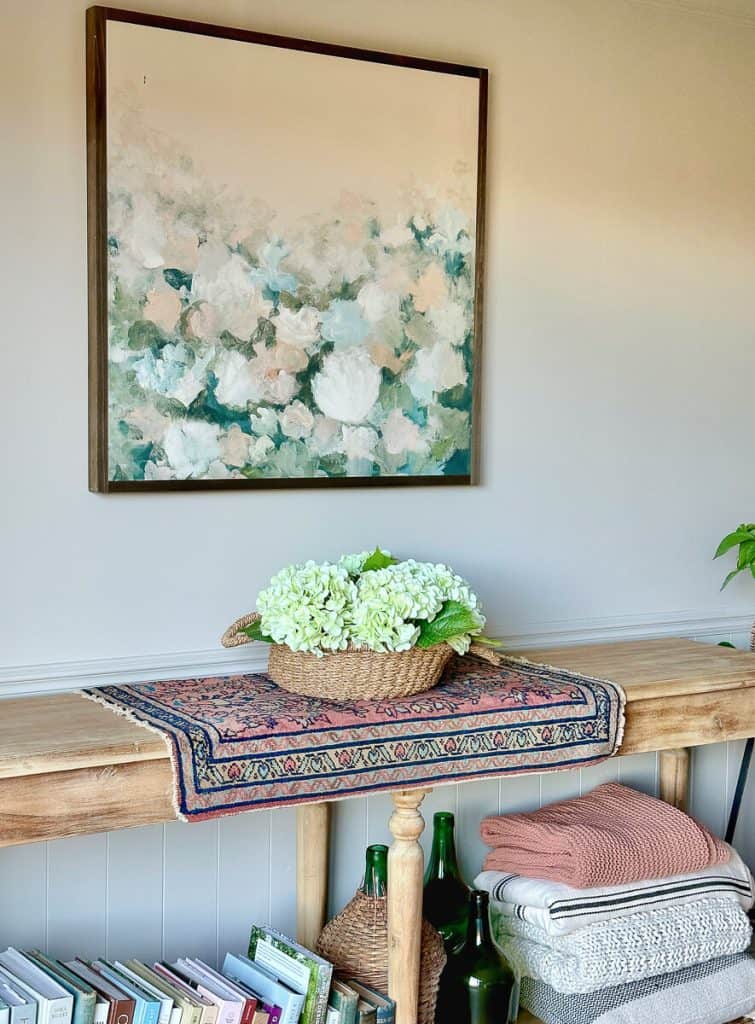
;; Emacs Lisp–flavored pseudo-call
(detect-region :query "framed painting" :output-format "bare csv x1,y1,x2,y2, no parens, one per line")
87,7,487,491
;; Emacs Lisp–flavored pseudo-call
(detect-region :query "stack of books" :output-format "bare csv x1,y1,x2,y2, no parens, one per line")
0,928,394,1024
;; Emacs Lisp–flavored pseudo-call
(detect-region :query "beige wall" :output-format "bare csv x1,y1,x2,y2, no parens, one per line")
1,0,754,667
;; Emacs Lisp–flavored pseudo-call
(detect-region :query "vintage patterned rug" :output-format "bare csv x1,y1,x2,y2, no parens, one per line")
83,654,625,821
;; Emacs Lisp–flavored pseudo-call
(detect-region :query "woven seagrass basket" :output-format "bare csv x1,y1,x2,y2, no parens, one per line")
316,889,446,1024
220,612,454,700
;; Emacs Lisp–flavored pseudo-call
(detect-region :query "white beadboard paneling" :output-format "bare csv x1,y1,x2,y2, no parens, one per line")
617,751,659,795
268,808,297,939
539,769,583,808
0,842,47,949
46,834,108,960
690,743,729,838
106,824,164,963
162,819,218,963
217,810,271,962
456,778,501,882
579,756,621,795
328,798,367,915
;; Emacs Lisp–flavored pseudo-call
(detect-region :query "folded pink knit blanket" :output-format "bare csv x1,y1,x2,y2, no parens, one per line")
481,783,729,887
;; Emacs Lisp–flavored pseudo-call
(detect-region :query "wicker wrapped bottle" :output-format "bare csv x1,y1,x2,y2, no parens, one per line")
317,844,446,1024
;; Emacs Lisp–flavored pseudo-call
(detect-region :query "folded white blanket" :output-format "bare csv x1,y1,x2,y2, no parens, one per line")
475,844,754,936
492,894,753,993
521,952,755,1024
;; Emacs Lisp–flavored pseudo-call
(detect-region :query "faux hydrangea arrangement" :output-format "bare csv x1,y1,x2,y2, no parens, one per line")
242,548,487,657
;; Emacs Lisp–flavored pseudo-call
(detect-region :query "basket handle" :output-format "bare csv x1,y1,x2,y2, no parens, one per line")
467,641,505,665
220,611,262,648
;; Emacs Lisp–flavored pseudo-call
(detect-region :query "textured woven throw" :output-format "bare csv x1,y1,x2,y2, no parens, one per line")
492,894,753,993
83,654,624,821
520,952,755,1024
475,845,754,935
481,782,728,886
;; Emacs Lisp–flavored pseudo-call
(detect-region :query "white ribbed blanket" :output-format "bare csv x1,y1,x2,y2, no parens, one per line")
492,894,753,993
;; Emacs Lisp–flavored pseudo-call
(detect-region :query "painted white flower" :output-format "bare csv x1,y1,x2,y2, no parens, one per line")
133,343,210,409
341,425,378,462
279,400,314,439
191,245,273,339
162,421,221,479
405,343,466,403
428,204,473,257
428,300,468,347
250,406,279,435
143,461,174,481
381,409,427,456
312,348,381,424
248,435,275,465
357,282,398,324
213,350,261,409
272,306,320,349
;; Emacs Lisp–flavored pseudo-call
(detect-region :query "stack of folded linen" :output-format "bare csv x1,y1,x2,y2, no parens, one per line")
475,783,755,1024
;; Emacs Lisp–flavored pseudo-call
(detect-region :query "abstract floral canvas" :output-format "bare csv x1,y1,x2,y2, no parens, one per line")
87,9,487,490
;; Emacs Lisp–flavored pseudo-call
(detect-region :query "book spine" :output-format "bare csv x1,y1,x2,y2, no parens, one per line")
312,967,332,1024
92,1006,108,1024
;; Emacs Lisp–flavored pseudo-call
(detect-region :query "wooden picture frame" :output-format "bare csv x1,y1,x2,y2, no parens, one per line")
87,7,487,492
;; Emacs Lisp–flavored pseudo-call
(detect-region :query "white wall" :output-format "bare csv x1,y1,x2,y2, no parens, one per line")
1,0,754,958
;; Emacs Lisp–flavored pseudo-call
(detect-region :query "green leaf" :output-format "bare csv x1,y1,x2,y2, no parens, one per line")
416,600,482,649
240,619,274,643
737,540,755,569
721,567,744,590
714,530,753,558
361,547,399,572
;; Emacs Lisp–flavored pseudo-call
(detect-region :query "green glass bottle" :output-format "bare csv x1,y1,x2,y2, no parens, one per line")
423,811,470,954
362,843,388,897
442,890,519,1024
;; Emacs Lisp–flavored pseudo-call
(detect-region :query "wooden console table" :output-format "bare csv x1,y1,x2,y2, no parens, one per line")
1,639,754,1024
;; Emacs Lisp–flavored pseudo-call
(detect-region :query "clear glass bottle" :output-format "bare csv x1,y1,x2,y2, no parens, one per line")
423,811,470,954
441,890,519,1024
362,843,388,897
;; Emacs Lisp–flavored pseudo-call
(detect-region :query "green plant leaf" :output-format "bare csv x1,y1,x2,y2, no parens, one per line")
416,600,482,648
737,539,755,569
714,530,754,558
721,567,744,590
361,547,399,572
240,619,274,643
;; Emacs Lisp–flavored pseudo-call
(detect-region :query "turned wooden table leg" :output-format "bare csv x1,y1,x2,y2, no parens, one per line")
388,788,430,1024
296,802,331,949
659,748,691,811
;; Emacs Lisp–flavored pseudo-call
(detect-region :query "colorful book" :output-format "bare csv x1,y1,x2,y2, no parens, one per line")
345,984,392,1024
179,965,253,1024
353,1003,374,1024
326,984,357,1024
92,965,160,1024
112,966,174,1024
151,969,215,1024
248,926,332,1024
0,966,39,1024
193,971,271,1024
63,960,134,1024
221,956,300,1024
0,950,73,1024
324,1011,338,1024
25,954,96,1024
168,963,241,1024
122,965,195,1024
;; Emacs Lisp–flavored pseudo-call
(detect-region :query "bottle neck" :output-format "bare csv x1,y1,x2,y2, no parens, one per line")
362,844,388,897
427,814,463,881
467,891,493,949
